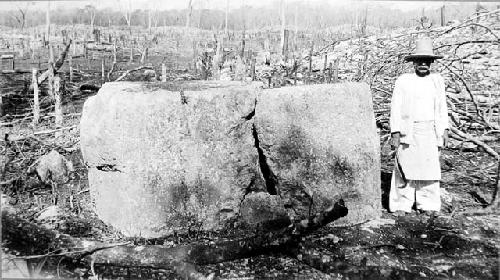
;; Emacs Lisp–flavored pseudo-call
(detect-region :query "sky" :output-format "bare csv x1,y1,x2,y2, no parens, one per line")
0,0,453,11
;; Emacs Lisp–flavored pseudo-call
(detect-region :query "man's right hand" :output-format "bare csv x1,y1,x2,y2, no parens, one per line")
391,132,401,149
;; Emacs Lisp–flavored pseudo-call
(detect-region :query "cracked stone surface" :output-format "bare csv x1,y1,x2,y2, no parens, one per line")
80,81,267,237
80,81,380,237
254,83,381,223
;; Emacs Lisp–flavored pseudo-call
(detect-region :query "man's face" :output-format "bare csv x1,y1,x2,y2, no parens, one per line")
413,58,433,76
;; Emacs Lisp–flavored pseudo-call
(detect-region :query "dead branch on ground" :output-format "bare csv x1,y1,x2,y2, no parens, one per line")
114,66,153,82
2,200,348,279
449,127,499,160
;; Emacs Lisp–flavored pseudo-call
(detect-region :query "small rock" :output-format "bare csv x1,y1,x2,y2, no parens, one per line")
325,234,341,243
441,188,455,213
30,150,74,184
1,194,11,209
239,192,288,225
143,69,157,81
36,205,63,221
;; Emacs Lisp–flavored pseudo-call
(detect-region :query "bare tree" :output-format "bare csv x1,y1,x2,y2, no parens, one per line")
119,0,132,34
486,161,500,210
294,3,298,50
280,0,286,56
46,1,50,43
10,5,29,30
148,9,152,34
186,0,193,28
152,10,160,29
225,0,229,35
85,5,97,31
357,7,368,37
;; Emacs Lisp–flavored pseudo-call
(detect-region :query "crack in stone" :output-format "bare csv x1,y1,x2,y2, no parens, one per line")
241,177,255,202
243,108,255,121
96,164,122,172
252,124,278,195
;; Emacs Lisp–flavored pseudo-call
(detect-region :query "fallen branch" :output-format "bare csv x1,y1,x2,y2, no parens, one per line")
465,160,500,214
450,126,499,160
33,125,78,136
1,69,33,74
438,10,500,36
114,65,153,82
0,125,79,142
438,61,500,131
434,40,500,51
91,200,348,267
1,200,348,279
0,178,18,185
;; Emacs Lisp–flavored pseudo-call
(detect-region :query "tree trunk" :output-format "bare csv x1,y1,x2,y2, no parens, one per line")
294,4,298,51
148,9,152,34
32,69,40,125
487,161,500,210
53,76,62,132
29,40,71,91
45,1,50,46
69,54,73,82
47,45,55,98
140,47,148,64
186,0,193,28
212,35,222,80
280,0,286,56
101,59,105,81
440,5,446,26
225,0,229,35
161,63,167,82
129,44,133,64
308,41,313,84
333,59,339,83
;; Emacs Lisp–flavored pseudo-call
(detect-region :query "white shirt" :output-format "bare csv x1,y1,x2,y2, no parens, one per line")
412,75,437,121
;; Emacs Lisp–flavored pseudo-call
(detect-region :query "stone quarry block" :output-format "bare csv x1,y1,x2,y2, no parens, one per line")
81,81,380,237
254,83,381,223
80,81,266,237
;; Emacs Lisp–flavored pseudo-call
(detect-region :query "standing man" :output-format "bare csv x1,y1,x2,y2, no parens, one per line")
389,37,449,215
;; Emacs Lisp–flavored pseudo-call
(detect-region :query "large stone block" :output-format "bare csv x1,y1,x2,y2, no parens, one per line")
80,81,266,237
81,81,380,238
254,83,381,223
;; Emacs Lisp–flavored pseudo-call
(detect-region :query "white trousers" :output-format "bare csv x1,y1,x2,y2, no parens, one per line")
389,165,441,212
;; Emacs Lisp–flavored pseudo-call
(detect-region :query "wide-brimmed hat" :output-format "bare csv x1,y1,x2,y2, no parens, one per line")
405,37,443,62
